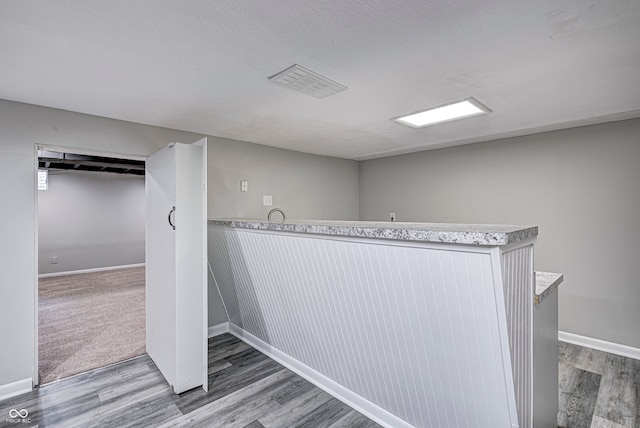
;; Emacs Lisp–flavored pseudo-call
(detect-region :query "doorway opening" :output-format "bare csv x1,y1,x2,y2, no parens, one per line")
36,147,147,385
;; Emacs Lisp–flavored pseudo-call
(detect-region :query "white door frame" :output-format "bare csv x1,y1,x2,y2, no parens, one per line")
33,143,147,387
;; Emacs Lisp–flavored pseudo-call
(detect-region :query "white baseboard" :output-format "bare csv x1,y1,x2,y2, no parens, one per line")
38,263,145,278
228,324,412,428
207,322,230,338
559,331,640,361
0,378,32,402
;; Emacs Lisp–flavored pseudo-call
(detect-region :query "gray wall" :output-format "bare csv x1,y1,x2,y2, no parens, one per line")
360,118,640,349
0,99,359,390
38,171,145,274
207,136,359,220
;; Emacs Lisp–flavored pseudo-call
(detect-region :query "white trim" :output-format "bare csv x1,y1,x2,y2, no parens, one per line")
488,247,520,427
559,331,640,361
228,324,413,428
0,378,32,402
207,322,229,338
38,263,145,278
34,144,40,387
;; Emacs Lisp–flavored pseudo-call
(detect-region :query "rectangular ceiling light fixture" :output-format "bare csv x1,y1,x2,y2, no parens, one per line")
393,97,491,128
269,64,348,99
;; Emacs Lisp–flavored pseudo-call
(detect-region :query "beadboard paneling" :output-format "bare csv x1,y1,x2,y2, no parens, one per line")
501,244,534,428
209,227,519,428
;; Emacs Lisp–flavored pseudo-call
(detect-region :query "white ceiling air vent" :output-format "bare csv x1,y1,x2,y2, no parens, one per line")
268,64,348,99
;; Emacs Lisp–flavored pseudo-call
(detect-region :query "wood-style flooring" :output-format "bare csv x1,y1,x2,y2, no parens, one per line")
0,334,380,428
2,337,638,427
559,342,640,428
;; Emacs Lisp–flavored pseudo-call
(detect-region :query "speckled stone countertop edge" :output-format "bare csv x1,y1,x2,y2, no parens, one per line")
208,219,538,247
535,271,564,304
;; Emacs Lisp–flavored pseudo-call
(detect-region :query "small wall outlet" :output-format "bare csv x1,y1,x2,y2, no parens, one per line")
390,212,396,222
263,195,273,206
51,256,59,264
240,180,248,192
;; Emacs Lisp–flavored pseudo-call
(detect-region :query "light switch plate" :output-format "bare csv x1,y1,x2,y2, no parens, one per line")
241,180,248,192
263,195,273,206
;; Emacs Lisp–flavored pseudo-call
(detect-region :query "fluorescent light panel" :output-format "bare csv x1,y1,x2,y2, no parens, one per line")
393,97,491,128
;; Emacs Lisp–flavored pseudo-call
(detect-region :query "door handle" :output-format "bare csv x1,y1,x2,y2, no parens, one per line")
168,206,176,230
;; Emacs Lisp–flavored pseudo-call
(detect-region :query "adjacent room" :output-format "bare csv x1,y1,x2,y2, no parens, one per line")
37,151,146,384
0,2,638,428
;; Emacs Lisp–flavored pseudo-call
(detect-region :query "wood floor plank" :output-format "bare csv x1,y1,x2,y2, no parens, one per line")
176,348,283,415
94,396,183,428
328,409,382,428
593,354,637,427
209,340,251,362
97,361,169,402
288,397,354,428
94,372,181,428
258,383,334,428
572,345,608,376
591,415,628,428
208,359,233,374
0,388,102,428
271,376,317,406
560,342,608,376
635,358,640,428
558,367,601,428
560,342,581,367
158,369,293,428
559,341,640,428
242,421,265,428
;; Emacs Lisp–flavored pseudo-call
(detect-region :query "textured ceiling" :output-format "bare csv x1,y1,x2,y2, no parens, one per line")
1,1,639,160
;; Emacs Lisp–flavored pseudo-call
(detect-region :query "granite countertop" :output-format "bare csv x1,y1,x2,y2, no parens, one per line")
209,219,538,246
534,271,564,304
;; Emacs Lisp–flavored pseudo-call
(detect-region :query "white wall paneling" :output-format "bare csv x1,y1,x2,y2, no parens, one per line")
499,242,535,428
208,225,532,427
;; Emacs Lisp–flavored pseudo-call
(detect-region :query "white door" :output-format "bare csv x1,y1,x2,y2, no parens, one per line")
145,139,208,394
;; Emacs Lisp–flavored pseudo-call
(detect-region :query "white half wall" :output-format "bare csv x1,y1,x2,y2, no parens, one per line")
38,171,145,274
359,118,640,349
209,226,520,428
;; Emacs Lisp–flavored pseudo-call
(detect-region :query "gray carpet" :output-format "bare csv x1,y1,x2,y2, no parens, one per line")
38,267,146,385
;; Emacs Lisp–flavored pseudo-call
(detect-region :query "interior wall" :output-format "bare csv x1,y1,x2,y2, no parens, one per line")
0,99,359,391
359,118,640,349
207,137,359,220
38,171,145,274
